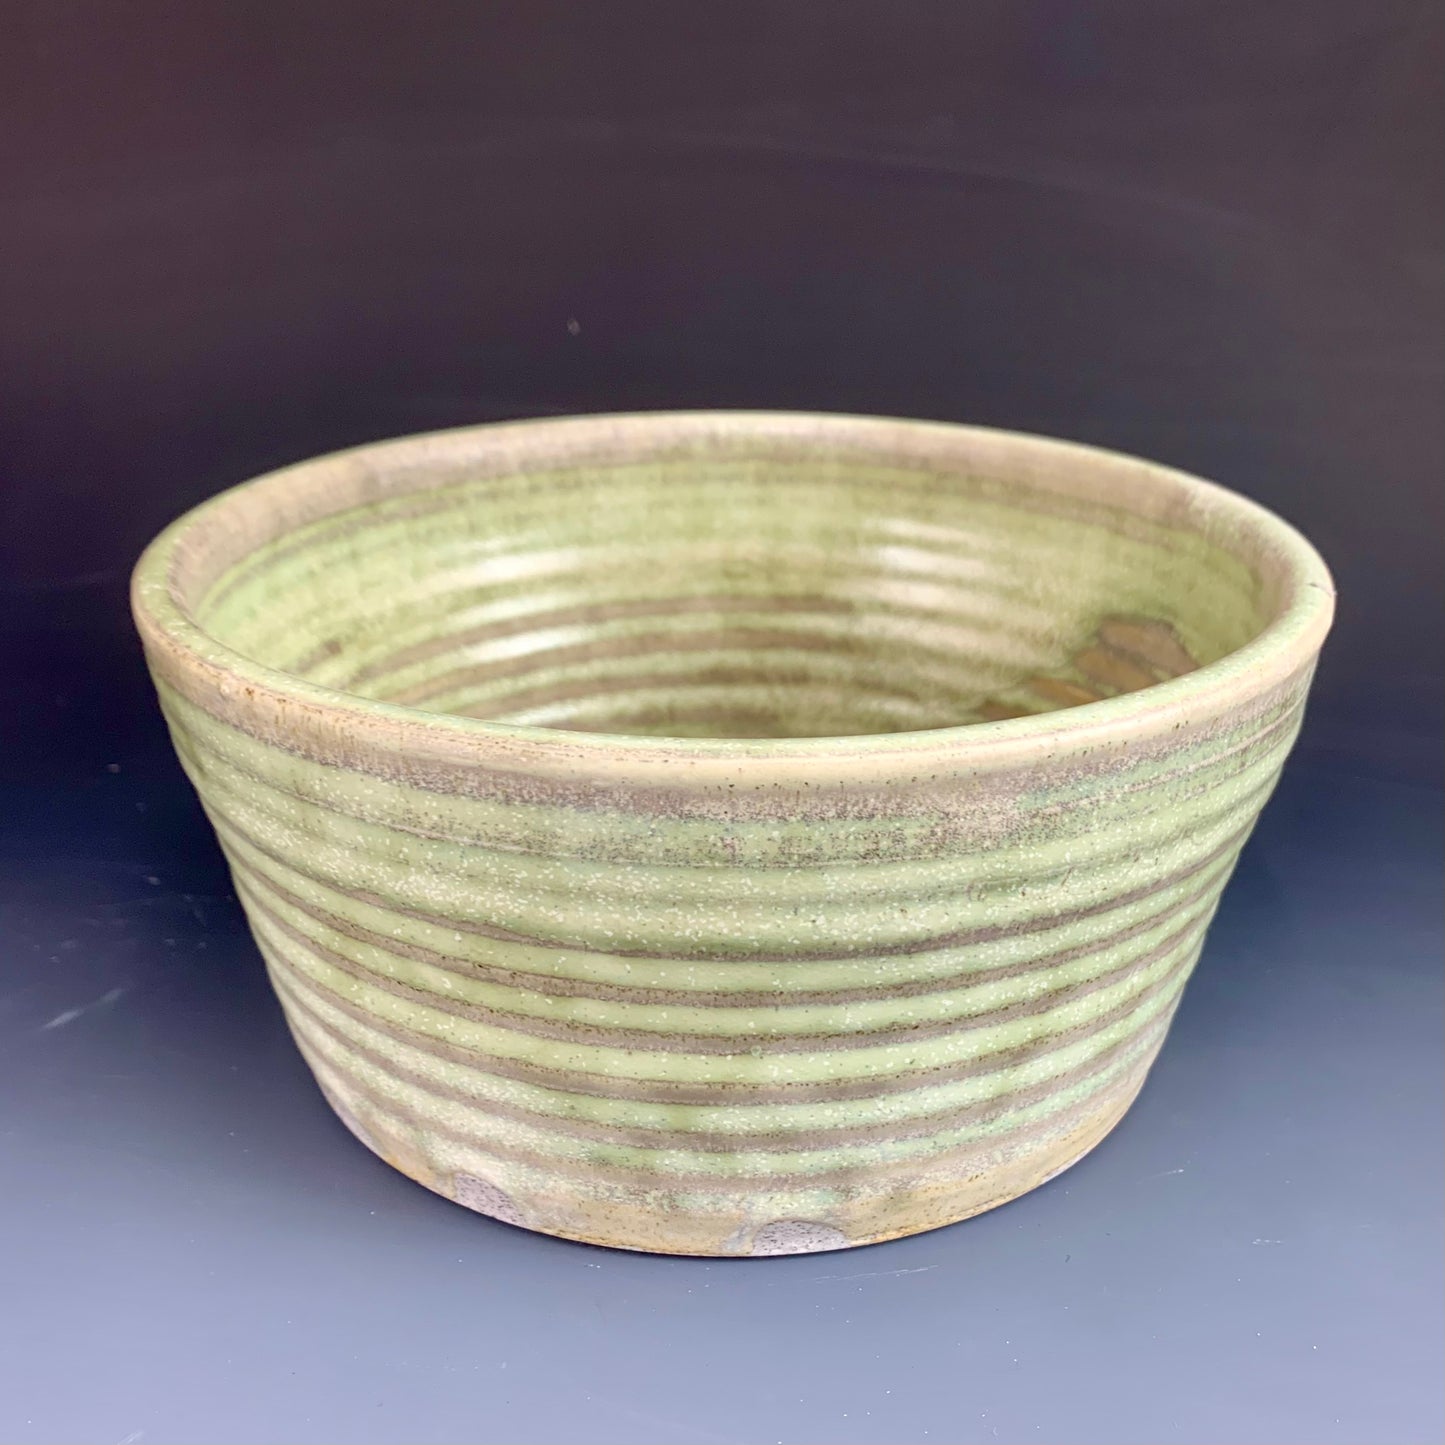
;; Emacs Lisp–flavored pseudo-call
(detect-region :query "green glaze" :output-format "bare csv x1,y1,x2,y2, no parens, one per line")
133,413,1333,1254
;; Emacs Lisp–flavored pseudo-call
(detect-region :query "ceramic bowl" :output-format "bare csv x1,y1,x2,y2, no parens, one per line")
132,413,1333,1255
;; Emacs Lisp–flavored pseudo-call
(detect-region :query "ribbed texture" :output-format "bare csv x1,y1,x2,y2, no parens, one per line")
155,662,1308,1251
134,413,1333,1254
194,455,1265,739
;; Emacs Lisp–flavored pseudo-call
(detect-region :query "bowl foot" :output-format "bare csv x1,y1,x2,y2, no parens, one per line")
316,1069,1148,1257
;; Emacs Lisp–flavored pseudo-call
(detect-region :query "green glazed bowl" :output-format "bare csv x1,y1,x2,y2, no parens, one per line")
133,413,1333,1255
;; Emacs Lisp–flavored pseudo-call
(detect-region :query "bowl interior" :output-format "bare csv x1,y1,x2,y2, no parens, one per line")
185,430,1276,739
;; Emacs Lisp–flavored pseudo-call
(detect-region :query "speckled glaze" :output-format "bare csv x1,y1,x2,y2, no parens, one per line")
132,413,1333,1255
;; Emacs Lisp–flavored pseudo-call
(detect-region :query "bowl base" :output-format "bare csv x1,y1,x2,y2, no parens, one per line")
314,1069,1149,1257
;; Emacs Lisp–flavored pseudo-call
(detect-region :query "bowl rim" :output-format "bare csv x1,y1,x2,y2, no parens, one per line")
132,410,1335,782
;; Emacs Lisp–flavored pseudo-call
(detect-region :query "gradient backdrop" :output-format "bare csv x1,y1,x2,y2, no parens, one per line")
2,6,1441,1444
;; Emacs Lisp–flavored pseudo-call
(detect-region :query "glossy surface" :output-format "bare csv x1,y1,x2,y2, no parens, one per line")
132,413,1334,1253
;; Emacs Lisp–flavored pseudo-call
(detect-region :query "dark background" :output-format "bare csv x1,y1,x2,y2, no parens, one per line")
3,0,1442,783
1,6,1440,1444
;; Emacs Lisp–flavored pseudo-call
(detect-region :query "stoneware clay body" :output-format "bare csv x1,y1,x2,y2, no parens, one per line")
132,413,1334,1255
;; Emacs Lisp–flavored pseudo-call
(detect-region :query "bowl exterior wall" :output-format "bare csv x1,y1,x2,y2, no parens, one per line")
144,645,1316,1255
